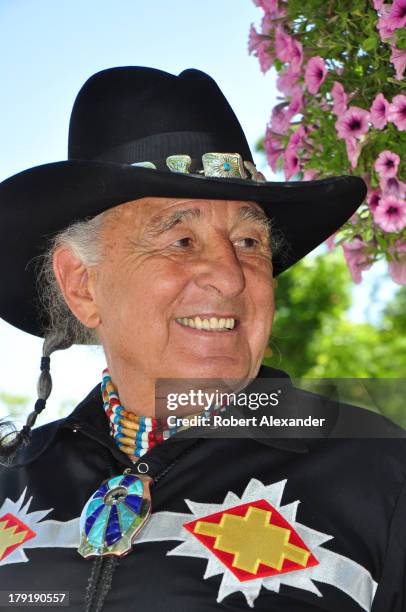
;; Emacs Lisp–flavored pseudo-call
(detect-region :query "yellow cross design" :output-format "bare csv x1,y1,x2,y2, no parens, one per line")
194,506,310,574
0,519,29,559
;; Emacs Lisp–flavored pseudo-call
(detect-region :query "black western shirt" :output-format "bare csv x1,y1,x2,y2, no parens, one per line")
0,365,405,611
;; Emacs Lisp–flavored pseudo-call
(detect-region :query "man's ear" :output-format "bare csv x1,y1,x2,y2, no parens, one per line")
52,247,101,329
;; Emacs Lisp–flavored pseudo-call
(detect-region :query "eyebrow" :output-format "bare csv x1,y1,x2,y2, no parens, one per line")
237,206,272,234
145,208,202,236
145,205,271,237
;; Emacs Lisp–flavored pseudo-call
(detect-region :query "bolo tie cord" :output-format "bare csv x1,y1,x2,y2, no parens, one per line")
84,448,119,612
84,440,204,612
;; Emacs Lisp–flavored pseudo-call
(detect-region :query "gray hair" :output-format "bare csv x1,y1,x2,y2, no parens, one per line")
37,211,108,347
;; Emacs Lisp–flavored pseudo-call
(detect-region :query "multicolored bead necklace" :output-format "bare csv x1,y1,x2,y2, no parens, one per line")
102,368,225,461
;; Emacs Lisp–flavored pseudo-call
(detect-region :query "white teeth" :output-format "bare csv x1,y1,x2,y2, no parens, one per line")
210,317,219,330
175,316,236,331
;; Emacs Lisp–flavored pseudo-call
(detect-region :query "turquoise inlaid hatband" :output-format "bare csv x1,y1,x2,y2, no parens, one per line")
132,152,266,182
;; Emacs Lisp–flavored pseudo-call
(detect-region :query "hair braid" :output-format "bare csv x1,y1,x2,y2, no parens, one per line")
0,330,74,465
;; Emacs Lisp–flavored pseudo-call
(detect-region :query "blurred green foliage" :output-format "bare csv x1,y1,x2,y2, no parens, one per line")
0,394,74,425
0,392,31,419
264,249,406,426
266,250,406,377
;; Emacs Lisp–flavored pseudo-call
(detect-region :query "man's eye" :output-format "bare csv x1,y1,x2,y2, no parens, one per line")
173,237,192,248
234,237,260,248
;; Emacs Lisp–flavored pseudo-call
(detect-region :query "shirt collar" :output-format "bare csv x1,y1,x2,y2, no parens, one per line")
13,364,339,466
61,364,321,456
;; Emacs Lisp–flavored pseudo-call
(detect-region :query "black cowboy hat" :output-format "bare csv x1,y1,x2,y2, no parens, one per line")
0,66,366,338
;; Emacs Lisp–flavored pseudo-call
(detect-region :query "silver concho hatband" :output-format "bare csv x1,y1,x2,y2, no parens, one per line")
132,152,266,182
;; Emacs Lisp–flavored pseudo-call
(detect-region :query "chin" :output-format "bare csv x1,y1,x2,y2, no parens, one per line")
173,356,252,381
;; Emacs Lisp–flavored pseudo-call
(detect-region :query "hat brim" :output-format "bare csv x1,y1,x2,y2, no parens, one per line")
0,159,366,337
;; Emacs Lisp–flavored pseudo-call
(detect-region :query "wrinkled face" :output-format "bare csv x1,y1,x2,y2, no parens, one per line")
90,197,275,382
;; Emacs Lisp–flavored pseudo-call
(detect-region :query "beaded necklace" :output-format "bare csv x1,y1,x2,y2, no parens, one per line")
102,368,225,461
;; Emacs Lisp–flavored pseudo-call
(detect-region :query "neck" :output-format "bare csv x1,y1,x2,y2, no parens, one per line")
102,367,226,460
106,361,159,418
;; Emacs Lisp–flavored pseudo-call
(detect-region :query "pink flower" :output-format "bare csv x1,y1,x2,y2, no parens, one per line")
373,196,406,232
262,0,278,9
349,212,360,225
304,56,327,94
270,102,291,134
325,232,337,251
257,42,274,73
254,0,281,13
373,0,384,9
276,66,301,95
283,147,300,180
260,12,273,33
287,125,306,150
379,1,392,12
342,238,374,284
376,15,397,40
370,93,390,129
335,106,370,139
388,239,406,284
290,39,304,70
264,127,283,172
388,94,406,130
286,88,304,117
331,81,348,115
275,26,295,62
367,188,382,212
374,150,400,178
380,176,406,198
303,168,318,181
390,46,406,80
387,0,406,29
248,24,262,53
345,137,362,169
248,24,274,73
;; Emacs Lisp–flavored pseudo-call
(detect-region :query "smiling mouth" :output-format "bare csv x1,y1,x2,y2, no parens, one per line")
175,316,237,331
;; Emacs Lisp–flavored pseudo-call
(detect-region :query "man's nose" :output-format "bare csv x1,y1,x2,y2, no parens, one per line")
194,237,246,298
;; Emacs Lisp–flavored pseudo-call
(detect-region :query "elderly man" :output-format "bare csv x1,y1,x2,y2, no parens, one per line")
0,67,405,612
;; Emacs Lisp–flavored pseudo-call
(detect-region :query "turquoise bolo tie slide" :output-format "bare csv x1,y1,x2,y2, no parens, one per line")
78,470,152,559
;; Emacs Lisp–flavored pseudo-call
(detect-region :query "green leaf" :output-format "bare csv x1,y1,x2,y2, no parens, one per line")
362,36,378,51
377,235,388,250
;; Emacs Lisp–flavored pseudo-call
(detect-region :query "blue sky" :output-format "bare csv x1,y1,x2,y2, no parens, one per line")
0,0,398,425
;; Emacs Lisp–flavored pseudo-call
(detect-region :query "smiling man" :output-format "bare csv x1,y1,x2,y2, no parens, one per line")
53,196,275,414
0,67,405,612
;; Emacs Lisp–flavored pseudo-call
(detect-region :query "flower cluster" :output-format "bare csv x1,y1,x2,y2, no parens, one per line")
249,0,406,284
